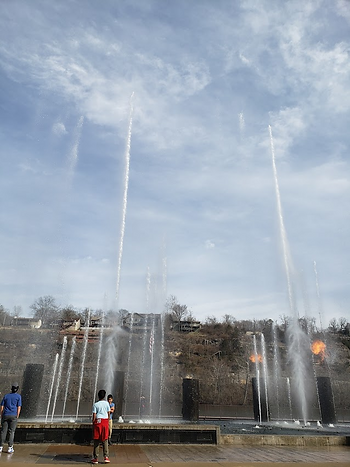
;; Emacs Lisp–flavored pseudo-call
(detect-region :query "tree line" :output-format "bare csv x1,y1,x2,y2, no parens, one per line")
0,294,348,336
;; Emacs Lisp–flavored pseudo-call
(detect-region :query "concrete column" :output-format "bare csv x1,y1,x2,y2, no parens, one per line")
316,376,337,424
182,378,199,421
252,377,269,422
21,363,44,419
113,370,124,418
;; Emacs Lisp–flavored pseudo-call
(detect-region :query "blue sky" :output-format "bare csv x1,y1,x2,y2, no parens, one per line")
0,0,349,326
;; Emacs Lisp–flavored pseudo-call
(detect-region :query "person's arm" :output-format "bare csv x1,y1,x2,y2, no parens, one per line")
0,405,3,417
17,406,21,418
92,412,96,422
110,404,115,414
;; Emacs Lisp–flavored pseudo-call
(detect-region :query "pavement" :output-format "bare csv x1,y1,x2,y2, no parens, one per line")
0,443,349,467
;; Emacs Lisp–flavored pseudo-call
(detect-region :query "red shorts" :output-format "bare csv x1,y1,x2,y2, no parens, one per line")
92,418,109,441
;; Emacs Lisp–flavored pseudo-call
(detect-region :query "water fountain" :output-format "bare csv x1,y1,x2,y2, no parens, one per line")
5,118,350,446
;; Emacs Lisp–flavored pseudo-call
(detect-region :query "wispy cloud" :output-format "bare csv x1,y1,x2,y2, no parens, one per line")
0,0,349,325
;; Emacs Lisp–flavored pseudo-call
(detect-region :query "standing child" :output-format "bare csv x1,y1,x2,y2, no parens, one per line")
0,383,22,454
107,394,115,445
91,390,110,464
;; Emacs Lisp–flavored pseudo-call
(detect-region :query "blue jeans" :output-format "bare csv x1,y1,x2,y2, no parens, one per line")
1,416,18,447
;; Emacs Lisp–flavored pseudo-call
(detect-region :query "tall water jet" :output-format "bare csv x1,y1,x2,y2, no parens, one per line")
269,125,308,424
66,116,84,186
51,336,67,421
115,92,134,303
139,313,149,417
313,261,324,331
105,92,134,393
158,248,167,416
260,334,270,420
268,125,294,312
75,309,91,419
45,353,59,422
272,323,281,419
62,336,76,418
57,115,84,296
123,313,134,416
149,316,156,415
93,311,105,401
252,335,262,423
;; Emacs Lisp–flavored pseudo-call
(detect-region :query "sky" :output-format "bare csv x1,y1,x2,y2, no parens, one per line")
0,0,349,326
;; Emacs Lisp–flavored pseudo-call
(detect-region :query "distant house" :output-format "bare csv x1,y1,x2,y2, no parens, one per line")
14,317,42,329
171,319,201,333
122,313,160,332
61,318,81,332
90,316,103,328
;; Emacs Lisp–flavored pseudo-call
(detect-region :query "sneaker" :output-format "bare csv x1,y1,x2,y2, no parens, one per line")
104,457,110,463
91,459,98,464
8,446,14,454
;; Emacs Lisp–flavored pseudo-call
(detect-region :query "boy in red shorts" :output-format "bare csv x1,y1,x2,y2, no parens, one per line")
91,390,110,464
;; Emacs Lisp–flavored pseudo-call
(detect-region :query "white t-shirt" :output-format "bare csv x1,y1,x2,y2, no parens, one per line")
92,400,110,419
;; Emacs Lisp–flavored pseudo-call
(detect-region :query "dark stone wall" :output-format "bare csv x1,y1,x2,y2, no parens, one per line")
182,378,199,421
317,376,337,424
21,363,44,418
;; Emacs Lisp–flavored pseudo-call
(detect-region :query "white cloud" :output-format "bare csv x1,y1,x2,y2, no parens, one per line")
0,0,348,327
52,121,67,135
205,240,215,249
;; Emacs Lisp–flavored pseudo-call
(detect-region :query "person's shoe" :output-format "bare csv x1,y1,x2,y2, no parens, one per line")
104,457,110,463
91,459,98,464
8,446,14,454
0,446,3,452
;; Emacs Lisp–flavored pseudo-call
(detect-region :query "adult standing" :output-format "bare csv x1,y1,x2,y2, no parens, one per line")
91,389,110,464
0,383,22,453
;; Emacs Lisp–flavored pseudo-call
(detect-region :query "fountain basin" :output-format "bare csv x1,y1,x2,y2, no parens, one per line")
15,422,219,444
14,420,350,445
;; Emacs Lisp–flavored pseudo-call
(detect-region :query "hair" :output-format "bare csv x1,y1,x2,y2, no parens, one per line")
11,385,19,393
107,394,113,400
98,389,106,400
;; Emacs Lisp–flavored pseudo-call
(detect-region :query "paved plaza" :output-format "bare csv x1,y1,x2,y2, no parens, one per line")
0,443,348,466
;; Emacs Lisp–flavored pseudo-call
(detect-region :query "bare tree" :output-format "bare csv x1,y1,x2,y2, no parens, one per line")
339,317,347,333
328,318,338,333
223,314,236,325
165,295,188,325
30,295,60,326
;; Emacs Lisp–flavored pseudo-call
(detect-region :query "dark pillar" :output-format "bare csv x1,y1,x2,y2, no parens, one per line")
316,376,337,424
21,363,44,419
113,371,124,418
182,378,199,421
252,377,269,422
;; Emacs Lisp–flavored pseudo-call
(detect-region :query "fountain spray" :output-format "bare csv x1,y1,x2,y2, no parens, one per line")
75,308,91,419
115,92,134,303
269,125,309,424
51,336,68,421
66,116,84,186
62,337,76,418
313,261,324,331
45,353,59,422
104,92,134,394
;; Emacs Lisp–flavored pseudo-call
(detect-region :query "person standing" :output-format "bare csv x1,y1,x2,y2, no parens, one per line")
91,389,110,464
107,394,115,445
0,383,22,454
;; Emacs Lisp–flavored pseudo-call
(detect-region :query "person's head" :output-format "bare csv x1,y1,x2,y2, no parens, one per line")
107,394,113,402
98,389,106,400
11,383,19,393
